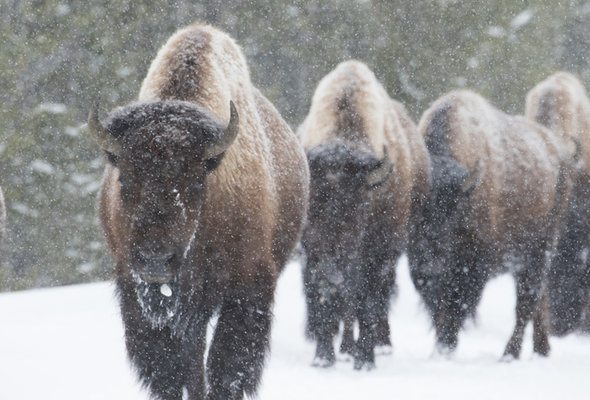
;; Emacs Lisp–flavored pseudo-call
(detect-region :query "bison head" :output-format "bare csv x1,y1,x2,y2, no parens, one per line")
408,155,480,353
89,100,238,326
302,142,392,289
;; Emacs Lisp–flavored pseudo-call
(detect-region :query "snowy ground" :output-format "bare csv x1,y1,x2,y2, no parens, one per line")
1,256,589,400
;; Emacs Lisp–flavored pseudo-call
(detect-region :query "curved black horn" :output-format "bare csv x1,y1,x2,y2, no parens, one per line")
205,101,239,158
88,103,121,155
367,147,393,188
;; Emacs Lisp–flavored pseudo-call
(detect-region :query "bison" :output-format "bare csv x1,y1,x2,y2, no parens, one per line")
410,90,573,359
298,60,430,369
88,24,308,400
526,72,590,336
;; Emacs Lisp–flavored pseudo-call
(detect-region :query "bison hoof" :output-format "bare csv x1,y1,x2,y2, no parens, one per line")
502,343,521,361
432,343,455,359
499,353,516,363
533,338,550,357
312,356,335,368
375,344,393,356
339,340,356,356
353,359,375,371
534,346,550,357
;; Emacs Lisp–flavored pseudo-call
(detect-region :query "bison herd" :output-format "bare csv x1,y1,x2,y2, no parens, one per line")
24,23,582,399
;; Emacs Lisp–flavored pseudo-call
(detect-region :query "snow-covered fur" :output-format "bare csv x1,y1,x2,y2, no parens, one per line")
299,60,430,369
411,90,572,359
526,72,590,336
94,24,309,400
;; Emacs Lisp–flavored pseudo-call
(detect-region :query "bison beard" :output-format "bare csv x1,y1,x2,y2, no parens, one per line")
116,264,276,400
131,271,181,330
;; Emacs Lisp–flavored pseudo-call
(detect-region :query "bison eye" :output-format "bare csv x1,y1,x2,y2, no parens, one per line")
118,174,127,188
187,179,205,195
204,153,224,172
105,151,119,166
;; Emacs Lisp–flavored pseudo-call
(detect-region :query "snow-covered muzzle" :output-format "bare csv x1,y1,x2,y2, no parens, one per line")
129,229,198,329
132,269,181,329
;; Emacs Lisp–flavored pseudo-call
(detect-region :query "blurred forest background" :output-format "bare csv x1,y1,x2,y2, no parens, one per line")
1,0,589,291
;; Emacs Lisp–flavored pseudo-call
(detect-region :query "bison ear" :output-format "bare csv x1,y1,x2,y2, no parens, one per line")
366,147,393,189
87,103,122,163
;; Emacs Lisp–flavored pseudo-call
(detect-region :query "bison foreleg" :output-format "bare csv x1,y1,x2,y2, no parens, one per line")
433,248,487,357
178,319,208,400
532,288,550,356
206,284,275,400
339,311,356,357
548,209,589,335
303,261,340,367
503,247,548,360
353,265,391,369
354,247,397,369
118,285,189,400
128,327,188,400
375,260,396,353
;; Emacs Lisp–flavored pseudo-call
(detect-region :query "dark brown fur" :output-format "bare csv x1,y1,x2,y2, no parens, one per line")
94,24,308,400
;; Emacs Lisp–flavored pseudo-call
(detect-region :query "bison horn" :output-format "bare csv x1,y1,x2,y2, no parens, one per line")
367,147,393,188
88,103,121,156
205,100,239,159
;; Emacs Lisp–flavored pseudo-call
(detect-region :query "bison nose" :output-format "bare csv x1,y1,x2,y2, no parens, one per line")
136,250,176,284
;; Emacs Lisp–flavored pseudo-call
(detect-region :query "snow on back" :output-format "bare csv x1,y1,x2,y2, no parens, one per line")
424,90,566,237
525,72,590,172
299,60,388,157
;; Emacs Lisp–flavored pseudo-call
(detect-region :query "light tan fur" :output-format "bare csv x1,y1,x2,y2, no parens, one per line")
419,89,571,246
526,71,590,176
299,60,430,244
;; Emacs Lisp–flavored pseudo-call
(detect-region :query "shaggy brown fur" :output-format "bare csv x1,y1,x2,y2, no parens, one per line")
299,60,430,369
526,72,590,336
93,24,308,400
410,90,572,359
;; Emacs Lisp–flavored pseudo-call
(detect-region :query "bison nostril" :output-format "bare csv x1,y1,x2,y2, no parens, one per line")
135,250,176,284
135,250,176,283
